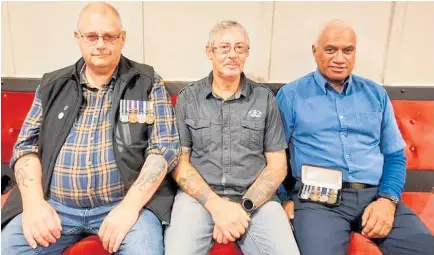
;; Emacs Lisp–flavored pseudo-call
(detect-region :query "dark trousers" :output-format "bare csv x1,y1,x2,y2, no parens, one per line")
292,186,434,255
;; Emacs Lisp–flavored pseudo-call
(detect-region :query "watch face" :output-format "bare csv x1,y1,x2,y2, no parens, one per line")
243,199,254,211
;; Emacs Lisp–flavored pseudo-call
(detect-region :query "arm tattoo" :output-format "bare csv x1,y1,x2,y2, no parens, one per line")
133,155,166,191
15,158,34,188
178,167,211,206
243,168,280,207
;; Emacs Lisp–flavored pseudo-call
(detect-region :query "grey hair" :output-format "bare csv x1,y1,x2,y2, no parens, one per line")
207,20,250,46
313,19,356,47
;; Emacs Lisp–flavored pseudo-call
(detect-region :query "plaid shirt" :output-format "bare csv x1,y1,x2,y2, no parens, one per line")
10,65,180,208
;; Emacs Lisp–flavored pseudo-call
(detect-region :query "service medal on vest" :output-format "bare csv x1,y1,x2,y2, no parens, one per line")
128,100,138,123
137,101,147,124
146,101,155,124
119,100,128,123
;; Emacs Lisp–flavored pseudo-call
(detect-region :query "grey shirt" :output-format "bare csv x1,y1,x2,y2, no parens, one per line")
175,72,287,198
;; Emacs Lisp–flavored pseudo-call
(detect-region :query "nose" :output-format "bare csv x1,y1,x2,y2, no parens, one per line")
333,50,345,64
95,36,106,50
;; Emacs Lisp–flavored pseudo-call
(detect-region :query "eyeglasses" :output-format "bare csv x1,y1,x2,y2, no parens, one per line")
78,30,123,44
212,44,250,54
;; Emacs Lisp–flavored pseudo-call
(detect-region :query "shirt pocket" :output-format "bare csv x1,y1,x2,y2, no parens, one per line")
185,118,212,151
355,112,382,145
240,119,265,151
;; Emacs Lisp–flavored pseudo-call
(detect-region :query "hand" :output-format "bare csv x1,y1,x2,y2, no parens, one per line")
361,198,397,238
208,198,250,242
98,202,140,253
283,200,295,220
22,199,62,249
213,225,230,244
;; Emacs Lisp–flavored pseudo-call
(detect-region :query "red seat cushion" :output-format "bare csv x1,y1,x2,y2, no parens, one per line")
63,236,109,255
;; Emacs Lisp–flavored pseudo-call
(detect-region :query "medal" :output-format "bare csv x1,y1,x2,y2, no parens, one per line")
301,185,311,199
120,100,128,123
320,188,329,202
137,101,146,123
327,189,337,204
310,186,320,201
128,101,138,123
146,101,154,124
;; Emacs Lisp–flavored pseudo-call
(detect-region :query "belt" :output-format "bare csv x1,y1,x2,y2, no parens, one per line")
342,182,377,189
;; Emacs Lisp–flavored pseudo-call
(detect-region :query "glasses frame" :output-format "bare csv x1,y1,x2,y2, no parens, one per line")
78,30,124,44
212,44,250,55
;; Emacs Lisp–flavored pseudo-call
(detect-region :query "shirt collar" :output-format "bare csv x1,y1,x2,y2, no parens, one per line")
313,69,353,95
79,64,118,90
204,71,251,100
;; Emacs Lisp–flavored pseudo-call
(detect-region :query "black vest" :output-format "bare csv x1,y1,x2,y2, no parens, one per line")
1,56,177,228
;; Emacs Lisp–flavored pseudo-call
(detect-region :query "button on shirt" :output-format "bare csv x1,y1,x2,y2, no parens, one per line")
276,70,406,185
176,72,287,197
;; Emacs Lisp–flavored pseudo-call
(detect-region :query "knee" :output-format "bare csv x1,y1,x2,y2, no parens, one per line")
119,229,163,255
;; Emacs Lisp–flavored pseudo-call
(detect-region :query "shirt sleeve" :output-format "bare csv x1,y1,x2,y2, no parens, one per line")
9,86,43,170
174,90,192,148
145,72,181,172
276,87,295,145
263,92,288,152
379,93,406,155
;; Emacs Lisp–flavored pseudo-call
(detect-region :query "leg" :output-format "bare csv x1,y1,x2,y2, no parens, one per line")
292,196,354,255
237,201,300,255
116,209,163,255
376,203,434,255
164,191,214,255
1,213,81,255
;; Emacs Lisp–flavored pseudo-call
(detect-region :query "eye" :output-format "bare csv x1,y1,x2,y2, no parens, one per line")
219,45,230,50
343,48,354,54
104,35,119,42
85,34,99,42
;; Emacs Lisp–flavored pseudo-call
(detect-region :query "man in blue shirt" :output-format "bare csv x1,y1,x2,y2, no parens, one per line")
276,19,433,255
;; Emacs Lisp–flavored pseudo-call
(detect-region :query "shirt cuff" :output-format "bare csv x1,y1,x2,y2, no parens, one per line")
9,146,40,170
146,146,180,172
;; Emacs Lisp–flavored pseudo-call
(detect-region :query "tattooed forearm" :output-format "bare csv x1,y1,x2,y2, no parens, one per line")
174,146,216,206
133,154,167,191
15,158,34,188
243,167,284,208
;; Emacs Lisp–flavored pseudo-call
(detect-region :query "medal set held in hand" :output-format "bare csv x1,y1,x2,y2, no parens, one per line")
298,165,343,206
119,100,154,124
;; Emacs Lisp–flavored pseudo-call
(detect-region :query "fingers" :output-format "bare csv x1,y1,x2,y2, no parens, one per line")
284,201,295,220
45,217,61,239
30,225,49,248
367,219,384,238
23,227,37,249
99,223,113,251
361,205,372,227
378,221,392,238
216,229,223,244
223,230,236,242
38,220,57,244
52,209,63,232
108,229,118,253
362,215,377,237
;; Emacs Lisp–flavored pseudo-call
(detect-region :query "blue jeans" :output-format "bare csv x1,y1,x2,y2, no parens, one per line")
164,191,300,255
1,198,163,255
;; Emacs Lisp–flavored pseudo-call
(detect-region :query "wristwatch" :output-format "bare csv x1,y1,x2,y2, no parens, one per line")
241,198,256,213
377,194,399,205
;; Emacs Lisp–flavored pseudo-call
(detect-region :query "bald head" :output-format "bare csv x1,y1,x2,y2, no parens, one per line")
312,19,357,86
314,19,356,47
77,2,122,30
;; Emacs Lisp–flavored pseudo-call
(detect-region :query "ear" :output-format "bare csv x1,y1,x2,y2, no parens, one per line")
205,45,213,60
312,44,316,54
120,31,127,49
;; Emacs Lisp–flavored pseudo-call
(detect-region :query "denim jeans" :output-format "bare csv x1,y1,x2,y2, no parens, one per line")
164,191,300,255
1,198,163,255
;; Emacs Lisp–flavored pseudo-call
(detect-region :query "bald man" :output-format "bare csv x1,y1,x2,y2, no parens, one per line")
276,20,434,255
1,3,180,255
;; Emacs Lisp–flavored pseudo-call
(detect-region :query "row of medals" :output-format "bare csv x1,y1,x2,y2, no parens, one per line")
300,185,338,204
119,100,155,124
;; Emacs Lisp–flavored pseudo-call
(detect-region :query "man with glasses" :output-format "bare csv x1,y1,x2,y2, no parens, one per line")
1,3,180,255
164,20,299,255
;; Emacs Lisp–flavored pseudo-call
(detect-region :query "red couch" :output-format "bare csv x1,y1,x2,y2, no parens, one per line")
2,85,433,255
